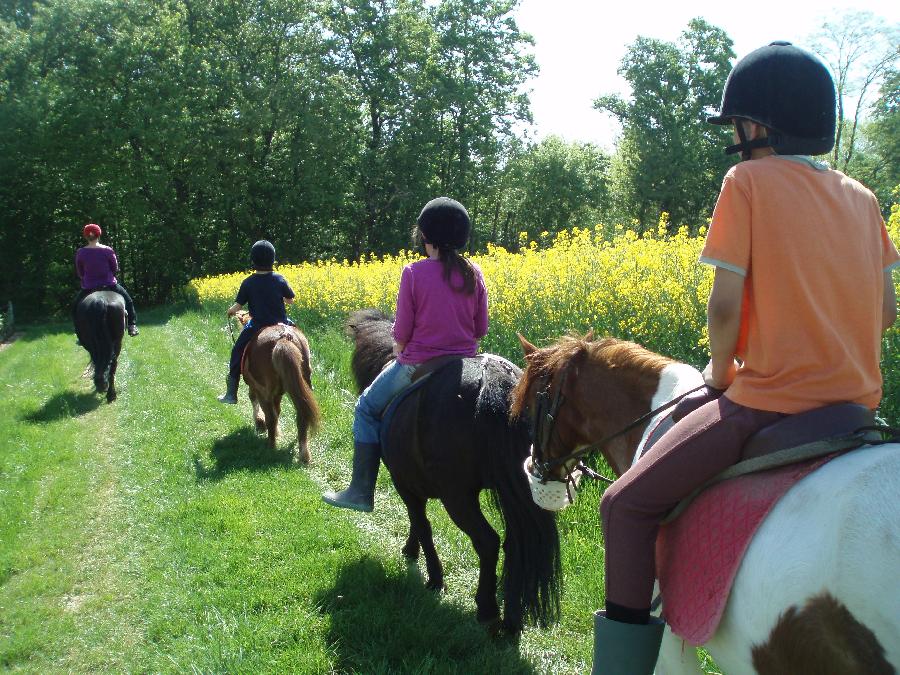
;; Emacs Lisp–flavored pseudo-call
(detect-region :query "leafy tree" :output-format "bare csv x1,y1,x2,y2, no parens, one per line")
846,70,900,213
491,136,609,247
811,12,899,175
595,18,735,231
322,0,536,255
0,0,537,316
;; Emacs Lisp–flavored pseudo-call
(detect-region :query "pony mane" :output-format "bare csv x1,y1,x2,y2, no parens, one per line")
347,308,395,394
510,334,673,419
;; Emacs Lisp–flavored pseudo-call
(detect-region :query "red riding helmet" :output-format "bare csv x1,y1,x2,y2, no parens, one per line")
83,223,102,239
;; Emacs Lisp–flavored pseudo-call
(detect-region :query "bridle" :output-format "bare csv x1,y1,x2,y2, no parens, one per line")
529,367,705,493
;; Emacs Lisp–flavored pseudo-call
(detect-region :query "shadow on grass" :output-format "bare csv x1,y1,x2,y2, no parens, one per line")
22,391,102,422
315,557,534,674
193,427,298,482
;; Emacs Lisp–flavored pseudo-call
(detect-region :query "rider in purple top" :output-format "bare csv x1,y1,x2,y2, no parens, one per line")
73,223,138,336
76,245,118,289
323,197,489,513
392,257,488,365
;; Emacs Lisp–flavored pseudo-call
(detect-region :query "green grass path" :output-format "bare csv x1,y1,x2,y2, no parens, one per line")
0,309,616,674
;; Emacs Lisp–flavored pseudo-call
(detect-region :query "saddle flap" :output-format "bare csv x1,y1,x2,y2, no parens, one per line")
742,403,875,461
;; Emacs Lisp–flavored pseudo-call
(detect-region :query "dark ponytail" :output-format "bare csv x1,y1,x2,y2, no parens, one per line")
439,247,476,295
411,224,476,295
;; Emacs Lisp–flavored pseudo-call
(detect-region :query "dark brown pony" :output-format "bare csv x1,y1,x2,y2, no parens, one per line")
75,290,126,403
346,309,562,635
510,333,899,673
237,312,319,461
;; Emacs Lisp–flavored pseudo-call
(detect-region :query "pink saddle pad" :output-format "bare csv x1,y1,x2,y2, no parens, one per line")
655,456,833,645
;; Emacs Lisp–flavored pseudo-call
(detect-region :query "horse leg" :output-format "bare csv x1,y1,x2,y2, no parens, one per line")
273,395,282,436
250,391,266,434
398,490,443,591
106,352,119,403
656,627,704,675
260,398,279,448
441,493,501,629
291,393,311,464
401,527,420,561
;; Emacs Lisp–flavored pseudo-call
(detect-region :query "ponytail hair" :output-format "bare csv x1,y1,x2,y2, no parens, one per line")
439,247,476,295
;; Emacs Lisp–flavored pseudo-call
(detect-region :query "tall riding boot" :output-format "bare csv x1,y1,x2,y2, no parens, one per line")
322,442,381,512
217,375,239,404
590,610,665,675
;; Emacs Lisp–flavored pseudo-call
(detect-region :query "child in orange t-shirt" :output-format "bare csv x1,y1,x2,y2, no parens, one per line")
591,42,899,674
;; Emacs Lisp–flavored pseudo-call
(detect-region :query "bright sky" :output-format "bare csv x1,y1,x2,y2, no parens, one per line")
514,0,900,150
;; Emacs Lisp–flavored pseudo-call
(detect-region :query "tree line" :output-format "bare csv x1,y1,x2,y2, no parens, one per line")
0,1,896,317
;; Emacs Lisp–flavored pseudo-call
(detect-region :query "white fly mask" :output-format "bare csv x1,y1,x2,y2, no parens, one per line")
524,455,582,512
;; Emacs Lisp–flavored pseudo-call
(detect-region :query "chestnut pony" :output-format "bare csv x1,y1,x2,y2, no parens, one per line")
75,290,125,403
510,334,899,674
346,309,561,635
236,312,319,461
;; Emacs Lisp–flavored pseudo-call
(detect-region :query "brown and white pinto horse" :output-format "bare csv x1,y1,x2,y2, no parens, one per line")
236,312,319,461
510,334,899,675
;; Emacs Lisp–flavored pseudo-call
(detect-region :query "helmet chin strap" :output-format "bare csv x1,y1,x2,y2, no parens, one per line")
726,121,777,160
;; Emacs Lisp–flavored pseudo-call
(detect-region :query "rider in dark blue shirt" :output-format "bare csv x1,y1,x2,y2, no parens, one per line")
218,240,295,404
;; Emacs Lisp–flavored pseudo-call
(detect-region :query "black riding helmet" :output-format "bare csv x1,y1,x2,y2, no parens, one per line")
250,240,276,270
417,197,470,250
708,41,836,158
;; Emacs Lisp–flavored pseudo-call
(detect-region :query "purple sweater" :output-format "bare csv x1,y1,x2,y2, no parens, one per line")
76,245,118,289
392,258,489,365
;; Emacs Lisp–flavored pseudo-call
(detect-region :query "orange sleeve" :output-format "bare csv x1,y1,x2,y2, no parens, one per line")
701,169,751,275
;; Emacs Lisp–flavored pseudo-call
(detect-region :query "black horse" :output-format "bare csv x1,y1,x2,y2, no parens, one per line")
346,309,562,634
75,290,125,403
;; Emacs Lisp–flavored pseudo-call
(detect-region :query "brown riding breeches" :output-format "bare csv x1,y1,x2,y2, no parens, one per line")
600,396,784,611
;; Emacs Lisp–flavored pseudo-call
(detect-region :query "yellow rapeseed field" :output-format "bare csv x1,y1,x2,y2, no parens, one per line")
189,215,712,363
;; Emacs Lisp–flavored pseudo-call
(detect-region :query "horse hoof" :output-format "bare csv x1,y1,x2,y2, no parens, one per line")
401,544,420,560
499,619,523,640
425,578,445,592
480,617,503,639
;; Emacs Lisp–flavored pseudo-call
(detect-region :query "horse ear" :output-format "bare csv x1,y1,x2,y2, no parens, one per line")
517,333,537,357
585,327,594,341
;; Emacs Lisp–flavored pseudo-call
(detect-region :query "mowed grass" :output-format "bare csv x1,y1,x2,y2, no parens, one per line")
1,307,642,674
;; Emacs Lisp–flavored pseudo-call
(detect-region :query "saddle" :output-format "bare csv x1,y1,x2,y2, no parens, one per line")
660,386,876,462
378,356,467,449
653,395,880,645
239,321,296,374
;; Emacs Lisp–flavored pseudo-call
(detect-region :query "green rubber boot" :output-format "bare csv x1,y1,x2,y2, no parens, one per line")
217,375,239,404
322,442,381,512
590,610,665,675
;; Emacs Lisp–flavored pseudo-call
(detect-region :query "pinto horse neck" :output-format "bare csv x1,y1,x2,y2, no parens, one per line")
514,335,672,477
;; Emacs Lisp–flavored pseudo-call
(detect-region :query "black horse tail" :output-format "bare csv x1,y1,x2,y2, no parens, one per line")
271,332,320,433
85,300,116,391
479,359,562,630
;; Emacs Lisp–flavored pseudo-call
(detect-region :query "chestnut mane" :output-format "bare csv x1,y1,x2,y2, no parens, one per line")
509,334,673,419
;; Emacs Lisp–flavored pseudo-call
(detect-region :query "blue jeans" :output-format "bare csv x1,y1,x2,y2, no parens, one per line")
353,360,416,444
